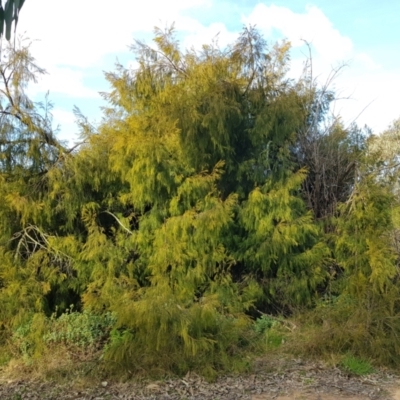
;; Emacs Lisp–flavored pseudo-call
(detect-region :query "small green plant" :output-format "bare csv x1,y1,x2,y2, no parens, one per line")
0,350,10,366
12,320,34,359
265,330,284,348
10,308,117,365
253,315,285,349
341,354,374,376
254,315,276,334
11,313,47,361
44,307,117,348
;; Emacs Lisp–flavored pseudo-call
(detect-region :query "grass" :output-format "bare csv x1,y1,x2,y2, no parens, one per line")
340,354,375,376
0,310,386,387
265,330,285,349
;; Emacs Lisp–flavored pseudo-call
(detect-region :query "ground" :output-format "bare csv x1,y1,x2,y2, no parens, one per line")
1,357,399,399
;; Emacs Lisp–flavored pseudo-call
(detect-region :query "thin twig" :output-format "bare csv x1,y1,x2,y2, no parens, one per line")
102,211,133,235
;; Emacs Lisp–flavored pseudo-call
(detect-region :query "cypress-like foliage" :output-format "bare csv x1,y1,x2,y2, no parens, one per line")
4,26,400,376
74,26,329,372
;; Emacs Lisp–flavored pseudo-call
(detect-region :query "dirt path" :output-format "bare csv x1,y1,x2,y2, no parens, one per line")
268,388,400,399
1,357,399,399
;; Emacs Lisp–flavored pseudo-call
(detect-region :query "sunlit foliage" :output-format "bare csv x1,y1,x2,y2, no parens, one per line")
1,26,400,376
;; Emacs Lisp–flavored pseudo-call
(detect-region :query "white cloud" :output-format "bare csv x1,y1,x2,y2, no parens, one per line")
242,4,399,133
353,53,381,71
27,66,99,99
182,22,238,51
50,108,78,144
18,0,211,69
51,108,76,125
333,68,400,133
13,0,224,142
14,1,399,137
242,4,353,63
17,0,212,100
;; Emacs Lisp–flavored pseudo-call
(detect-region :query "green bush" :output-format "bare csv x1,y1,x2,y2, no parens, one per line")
254,315,276,334
103,311,256,379
12,320,35,360
253,315,285,349
44,308,117,348
11,313,47,361
10,309,117,363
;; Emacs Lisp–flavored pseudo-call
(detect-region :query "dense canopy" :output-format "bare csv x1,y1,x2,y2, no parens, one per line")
1,26,400,377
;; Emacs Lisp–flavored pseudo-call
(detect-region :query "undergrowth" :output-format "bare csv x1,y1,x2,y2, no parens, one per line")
2,309,280,382
340,354,374,376
284,289,400,373
1,303,398,383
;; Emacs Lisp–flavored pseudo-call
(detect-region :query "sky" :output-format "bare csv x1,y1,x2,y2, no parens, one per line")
16,0,400,144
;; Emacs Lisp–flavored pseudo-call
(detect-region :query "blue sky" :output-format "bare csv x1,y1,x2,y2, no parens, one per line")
17,0,400,144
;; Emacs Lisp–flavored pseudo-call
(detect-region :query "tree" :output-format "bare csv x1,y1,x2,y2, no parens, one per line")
290,60,369,221
76,26,329,373
7,24,400,376
297,118,400,368
0,26,331,375
0,38,71,339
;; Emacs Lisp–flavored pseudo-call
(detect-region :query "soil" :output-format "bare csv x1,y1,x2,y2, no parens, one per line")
1,357,400,400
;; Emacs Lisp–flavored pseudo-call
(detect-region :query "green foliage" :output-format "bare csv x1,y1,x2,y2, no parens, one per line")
340,354,374,376
265,330,285,349
335,178,397,295
44,308,117,348
254,315,276,334
3,24,400,378
9,309,116,365
239,169,329,309
289,284,400,368
104,313,255,378
12,321,34,359
253,315,285,349
10,313,47,361
290,150,400,368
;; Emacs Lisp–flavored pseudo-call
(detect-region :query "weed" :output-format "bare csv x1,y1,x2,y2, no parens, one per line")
253,315,285,349
303,377,314,385
254,315,276,334
44,308,117,348
265,330,284,348
340,354,374,376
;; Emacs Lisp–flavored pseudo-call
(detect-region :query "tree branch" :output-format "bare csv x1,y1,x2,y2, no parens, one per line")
102,210,133,235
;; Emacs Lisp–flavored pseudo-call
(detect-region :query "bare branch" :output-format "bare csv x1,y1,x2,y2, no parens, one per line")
102,211,133,235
